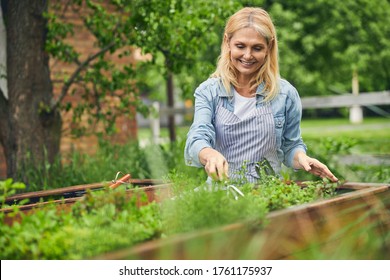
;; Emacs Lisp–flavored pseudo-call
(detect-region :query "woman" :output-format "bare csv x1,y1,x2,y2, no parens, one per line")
184,7,338,183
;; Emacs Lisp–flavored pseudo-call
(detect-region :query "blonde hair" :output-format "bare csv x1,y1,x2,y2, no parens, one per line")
211,7,280,102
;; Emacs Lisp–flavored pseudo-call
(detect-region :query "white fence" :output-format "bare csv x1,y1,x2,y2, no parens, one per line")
156,91,390,115
300,91,390,108
143,91,390,143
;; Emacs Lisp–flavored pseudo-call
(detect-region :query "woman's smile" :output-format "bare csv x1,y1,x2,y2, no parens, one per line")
228,27,268,81
238,59,257,67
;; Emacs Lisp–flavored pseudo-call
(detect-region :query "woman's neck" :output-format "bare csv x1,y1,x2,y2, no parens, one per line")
234,86,254,97
235,75,255,97
235,81,255,97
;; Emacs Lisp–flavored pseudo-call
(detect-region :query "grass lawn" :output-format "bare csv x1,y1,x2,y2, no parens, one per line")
300,117,390,155
138,117,390,183
301,117,390,137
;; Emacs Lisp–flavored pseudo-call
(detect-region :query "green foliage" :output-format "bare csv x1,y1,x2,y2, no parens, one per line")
348,165,390,184
20,121,389,192
21,138,153,192
158,136,206,179
45,11,79,62
272,0,390,94
161,174,266,235
128,0,239,73
7,0,389,167
297,118,390,183
287,136,355,182
0,173,339,259
20,134,207,192
161,171,338,235
0,179,27,208
312,136,357,155
38,1,390,181
128,0,241,100
44,0,243,137
131,0,390,110
0,187,162,259
257,179,338,211
46,0,147,137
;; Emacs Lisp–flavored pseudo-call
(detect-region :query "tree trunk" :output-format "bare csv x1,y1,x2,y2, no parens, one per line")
0,0,62,182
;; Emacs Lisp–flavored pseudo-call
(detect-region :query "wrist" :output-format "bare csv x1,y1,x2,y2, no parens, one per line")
293,151,307,169
199,147,214,165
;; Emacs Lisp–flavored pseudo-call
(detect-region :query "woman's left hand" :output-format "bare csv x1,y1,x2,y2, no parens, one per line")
294,152,338,182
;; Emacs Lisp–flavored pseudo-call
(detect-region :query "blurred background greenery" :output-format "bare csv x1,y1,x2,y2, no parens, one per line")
1,0,389,189
18,117,389,192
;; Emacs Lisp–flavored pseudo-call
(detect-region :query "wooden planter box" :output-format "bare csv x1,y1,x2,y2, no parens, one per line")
2,180,389,259
95,182,390,260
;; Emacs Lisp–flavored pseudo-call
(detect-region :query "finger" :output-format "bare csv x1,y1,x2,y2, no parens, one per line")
323,170,338,182
320,167,338,182
205,160,218,180
310,164,338,182
299,158,312,172
215,159,229,181
223,160,229,180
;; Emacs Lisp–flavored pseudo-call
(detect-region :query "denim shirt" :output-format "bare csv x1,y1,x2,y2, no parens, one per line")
184,77,307,172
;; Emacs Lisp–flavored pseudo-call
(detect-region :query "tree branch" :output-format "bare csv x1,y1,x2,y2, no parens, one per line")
50,41,116,111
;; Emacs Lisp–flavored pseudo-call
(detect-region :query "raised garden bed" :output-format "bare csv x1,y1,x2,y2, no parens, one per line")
1,179,389,259
95,182,390,260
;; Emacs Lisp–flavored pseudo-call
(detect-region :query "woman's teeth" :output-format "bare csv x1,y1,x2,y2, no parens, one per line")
240,60,254,65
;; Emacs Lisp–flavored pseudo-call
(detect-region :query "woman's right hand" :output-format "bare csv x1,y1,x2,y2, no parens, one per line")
199,147,229,181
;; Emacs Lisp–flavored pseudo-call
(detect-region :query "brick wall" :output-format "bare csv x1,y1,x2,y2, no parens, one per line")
0,2,142,179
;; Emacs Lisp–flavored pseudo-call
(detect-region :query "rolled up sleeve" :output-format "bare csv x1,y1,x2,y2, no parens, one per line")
184,86,217,167
282,88,307,167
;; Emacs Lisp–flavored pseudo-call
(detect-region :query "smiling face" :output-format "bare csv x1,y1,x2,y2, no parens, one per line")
228,27,269,83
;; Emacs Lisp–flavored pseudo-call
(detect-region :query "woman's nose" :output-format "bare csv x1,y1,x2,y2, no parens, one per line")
243,49,252,59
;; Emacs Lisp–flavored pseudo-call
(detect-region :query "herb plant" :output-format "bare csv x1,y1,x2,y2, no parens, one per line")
0,174,342,260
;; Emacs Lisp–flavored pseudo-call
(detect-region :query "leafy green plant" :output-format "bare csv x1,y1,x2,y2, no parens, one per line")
161,175,267,235
0,179,27,208
22,138,153,192
0,172,341,260
161,171,338,235
348,165,390,184
0,187,162,259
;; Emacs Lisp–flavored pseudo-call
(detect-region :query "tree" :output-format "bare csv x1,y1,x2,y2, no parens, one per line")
0,0,143,181
269,0,390,95
0,0,241,182
128,0,240,141
0,0,62,181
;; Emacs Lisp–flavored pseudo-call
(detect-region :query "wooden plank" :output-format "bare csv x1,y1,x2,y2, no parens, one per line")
4,178,164,204
158,91,390,116
301,91,390,109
